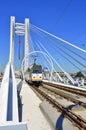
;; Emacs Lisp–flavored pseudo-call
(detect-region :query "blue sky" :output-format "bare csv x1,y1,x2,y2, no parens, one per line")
0,0,86,72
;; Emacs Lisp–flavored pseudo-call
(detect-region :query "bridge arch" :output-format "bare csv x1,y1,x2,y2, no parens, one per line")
21,51,54,79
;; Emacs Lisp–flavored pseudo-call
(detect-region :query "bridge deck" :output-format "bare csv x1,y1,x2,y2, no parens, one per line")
1,78,86,130
19,81,82,130
20,81,51,130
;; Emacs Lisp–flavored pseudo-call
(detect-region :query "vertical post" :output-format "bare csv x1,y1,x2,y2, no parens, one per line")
9,16,15,65
24,18,29,71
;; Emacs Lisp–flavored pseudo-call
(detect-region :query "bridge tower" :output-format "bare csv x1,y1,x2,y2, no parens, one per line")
9,16,29,71
0,16,28,129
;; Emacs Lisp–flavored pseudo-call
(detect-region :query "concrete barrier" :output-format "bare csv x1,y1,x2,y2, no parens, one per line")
0,63,28,130
0,63,10,122
40,100,58,130
0,122,27,130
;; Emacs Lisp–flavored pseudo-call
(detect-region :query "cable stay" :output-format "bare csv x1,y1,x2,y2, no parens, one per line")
29,23,86,85
56,46,86,68
29,35,35,52
32,37,63,81
36,41,63,82
43,38,83,71
38,34,86,70
37,40,77,84
56,42,86,61
35,41,53,76
30,24,86,63
55,48,81,71
30,24,86,53
30,24,86,65
35,41,52,65
46,36,86,62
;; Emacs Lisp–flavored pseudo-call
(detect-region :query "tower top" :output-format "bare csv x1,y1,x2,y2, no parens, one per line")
9,16,29,71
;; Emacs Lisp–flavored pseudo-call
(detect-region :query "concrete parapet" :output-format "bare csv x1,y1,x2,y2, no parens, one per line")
0,63,28,130
0,122,27,130
40,100,57,130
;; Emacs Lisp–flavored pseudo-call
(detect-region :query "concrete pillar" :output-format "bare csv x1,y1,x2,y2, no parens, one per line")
24,18,29,71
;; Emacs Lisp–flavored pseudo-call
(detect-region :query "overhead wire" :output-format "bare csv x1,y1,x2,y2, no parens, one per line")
51,0,73,31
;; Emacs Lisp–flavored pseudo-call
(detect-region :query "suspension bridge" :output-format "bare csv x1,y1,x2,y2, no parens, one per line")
0,16,86,130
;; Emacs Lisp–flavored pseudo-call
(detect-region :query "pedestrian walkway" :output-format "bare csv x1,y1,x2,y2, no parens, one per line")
20,81,51,130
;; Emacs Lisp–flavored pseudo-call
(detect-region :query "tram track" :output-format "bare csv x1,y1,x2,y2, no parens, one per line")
33,86,86,130
43,81,86,97
41,84,86,108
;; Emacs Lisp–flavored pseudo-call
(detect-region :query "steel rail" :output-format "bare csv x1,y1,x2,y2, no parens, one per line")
43,82,86,97
42,85,86,108
33,86,86,129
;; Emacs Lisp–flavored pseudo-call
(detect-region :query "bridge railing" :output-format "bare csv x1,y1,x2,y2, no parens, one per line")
0,62,27,130
0,63,10,122
11,64,19,122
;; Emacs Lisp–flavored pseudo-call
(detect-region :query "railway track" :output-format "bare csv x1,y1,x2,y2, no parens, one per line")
41,84,86,108
33,86,86,130
43,81,86,97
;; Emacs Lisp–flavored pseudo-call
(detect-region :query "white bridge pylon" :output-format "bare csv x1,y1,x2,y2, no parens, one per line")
0,16,28,130
9,16,29,71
